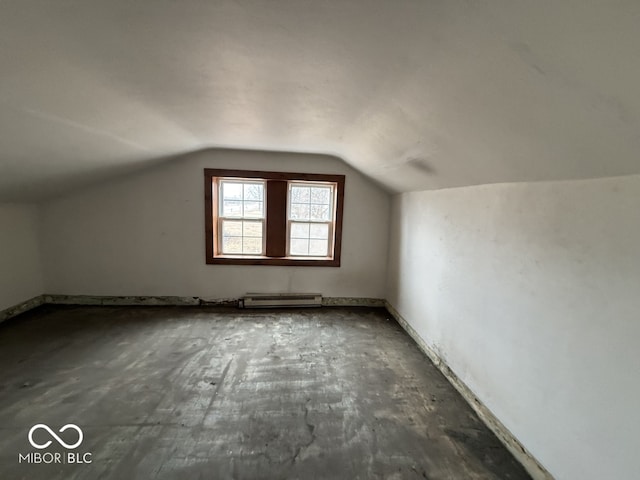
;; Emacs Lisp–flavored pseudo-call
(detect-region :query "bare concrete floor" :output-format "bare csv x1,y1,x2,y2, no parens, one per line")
0,306,530,480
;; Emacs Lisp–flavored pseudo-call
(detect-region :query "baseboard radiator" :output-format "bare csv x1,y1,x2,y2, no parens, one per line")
240,293,322,308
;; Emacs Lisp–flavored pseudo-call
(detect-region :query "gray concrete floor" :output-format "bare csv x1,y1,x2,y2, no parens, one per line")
0,306,531,479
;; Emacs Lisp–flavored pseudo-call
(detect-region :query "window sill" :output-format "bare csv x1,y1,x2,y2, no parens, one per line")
207,255,340,267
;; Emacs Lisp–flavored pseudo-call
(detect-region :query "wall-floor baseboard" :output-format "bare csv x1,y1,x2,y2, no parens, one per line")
322,297,385,307
44,294,230,306
384,301,554,480
0,295,45,324
43,294,385,308
0,295,385,322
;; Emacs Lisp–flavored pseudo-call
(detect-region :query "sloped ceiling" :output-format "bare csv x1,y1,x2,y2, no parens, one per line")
1,0,640,200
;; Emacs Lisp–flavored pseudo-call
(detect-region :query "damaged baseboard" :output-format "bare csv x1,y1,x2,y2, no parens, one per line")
0,294,384,324
384,301,554,480
43,294,235,307
40,294,385,308
322,297,385,307
0,295,46,324
1,294,386,322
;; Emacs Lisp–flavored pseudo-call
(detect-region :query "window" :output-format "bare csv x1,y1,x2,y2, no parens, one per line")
218,180,265,255
288,183,333,256
205,169,345,266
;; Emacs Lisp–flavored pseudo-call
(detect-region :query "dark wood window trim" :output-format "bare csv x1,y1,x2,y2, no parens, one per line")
204,168,345,267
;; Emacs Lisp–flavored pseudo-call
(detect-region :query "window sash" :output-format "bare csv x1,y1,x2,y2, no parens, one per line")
287,220,333,257
217,218,266,256
287,182,334,222
218,179,265,219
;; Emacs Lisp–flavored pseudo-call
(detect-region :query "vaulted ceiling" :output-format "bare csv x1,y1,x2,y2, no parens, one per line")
2,0,640,200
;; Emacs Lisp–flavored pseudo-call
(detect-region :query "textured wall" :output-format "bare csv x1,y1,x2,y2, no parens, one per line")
387,174,640,480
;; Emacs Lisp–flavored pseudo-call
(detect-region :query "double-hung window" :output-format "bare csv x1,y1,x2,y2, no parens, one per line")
218,180,265,255
205,169,344,266
288,183,334,257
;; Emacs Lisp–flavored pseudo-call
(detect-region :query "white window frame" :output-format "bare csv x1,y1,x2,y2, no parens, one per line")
217,179,266,256
286,181,336,258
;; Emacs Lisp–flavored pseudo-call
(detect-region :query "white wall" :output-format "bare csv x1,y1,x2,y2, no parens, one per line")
41,149,389,300
0,204,44,311
387,175,640,480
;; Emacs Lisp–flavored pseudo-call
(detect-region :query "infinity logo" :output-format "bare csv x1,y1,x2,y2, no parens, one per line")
28,424,83,450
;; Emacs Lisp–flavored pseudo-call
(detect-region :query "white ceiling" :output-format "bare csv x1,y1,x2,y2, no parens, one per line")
1,0,640,200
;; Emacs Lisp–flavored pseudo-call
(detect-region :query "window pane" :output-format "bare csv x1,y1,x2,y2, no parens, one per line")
222,220,242,237
223,200,242,217
291,186,310,203
310,187,331,204
222,182,242,200
290,203,310,220
291,222,310,238
220,180,265,220
243,237,262,254
309,239,328,256
244,183,263,201
243,201,263,218
309,223,329,239
290,238,309,256
221,220,262,255
222,236,242,254
310,204,330,221
243,221,262,237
